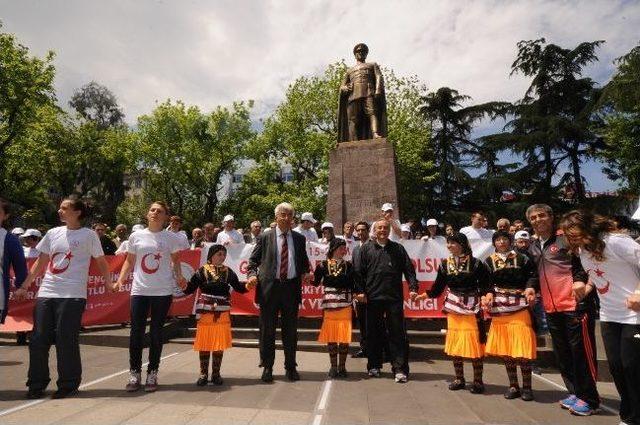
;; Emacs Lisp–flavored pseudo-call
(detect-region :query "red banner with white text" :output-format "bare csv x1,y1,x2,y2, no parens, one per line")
2,238,494,332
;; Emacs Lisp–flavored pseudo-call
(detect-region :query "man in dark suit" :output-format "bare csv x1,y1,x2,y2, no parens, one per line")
351,221,370,358
247,202,311,383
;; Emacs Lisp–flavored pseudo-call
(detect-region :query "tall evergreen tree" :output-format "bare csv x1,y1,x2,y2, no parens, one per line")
599,44,640,192
68,82,129,224
484,39,604,203
419,87,509,213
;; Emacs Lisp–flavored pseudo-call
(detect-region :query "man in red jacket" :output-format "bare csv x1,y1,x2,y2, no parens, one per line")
526,204,600,416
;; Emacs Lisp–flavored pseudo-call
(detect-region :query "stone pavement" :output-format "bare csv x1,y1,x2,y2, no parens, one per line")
0,337,622,425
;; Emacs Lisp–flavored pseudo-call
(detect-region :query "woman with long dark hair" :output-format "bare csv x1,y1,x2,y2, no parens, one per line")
561,210,640,424
114,201,186,392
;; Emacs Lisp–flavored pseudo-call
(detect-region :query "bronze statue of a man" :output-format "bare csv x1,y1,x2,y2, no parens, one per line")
338,43,387,142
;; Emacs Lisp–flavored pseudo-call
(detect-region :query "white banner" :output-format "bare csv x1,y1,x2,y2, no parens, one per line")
200,235,495,282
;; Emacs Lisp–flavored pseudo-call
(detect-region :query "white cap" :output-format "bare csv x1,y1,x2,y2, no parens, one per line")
426,218,438,227
223,214,235,223
300,212,317,224
22,228,42,238
515,230,530,240
321,222,334,230
132,224,145,232
11,227,25,235
401,224,411,233
381,203,394,212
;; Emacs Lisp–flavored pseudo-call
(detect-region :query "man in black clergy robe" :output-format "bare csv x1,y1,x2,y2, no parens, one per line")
247,202,311,383
355,219,418,383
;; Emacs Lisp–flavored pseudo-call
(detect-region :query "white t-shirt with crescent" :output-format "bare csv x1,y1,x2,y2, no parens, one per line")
127,229,181,296
579,233,640,324
36,226,104,299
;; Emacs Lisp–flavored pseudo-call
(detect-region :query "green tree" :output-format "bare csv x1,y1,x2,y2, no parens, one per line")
66,82,131,224
419,87,510,213
0,23,56,194
226,62,435,224
69,81,124,129
486,38,605,203
385,71,435,219
599,44,640,192
1,103,65,219
134,100,254,226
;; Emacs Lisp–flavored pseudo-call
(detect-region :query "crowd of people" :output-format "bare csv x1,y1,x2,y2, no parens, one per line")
1,196,639,424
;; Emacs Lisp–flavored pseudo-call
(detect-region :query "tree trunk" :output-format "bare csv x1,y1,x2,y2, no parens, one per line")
543,144,553,199
569,142,585,203
106,173,126,225
440,121,451,210
202,191,218,224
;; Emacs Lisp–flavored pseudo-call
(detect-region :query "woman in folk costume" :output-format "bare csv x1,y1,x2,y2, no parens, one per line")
482,231,537,401
417,232,491,393
183,244,249,386
312,238,355,378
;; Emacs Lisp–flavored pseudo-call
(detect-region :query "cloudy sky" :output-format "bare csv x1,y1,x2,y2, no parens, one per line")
2,0,639,190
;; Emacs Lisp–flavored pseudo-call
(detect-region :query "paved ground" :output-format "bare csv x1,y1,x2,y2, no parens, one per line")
0,336,622,425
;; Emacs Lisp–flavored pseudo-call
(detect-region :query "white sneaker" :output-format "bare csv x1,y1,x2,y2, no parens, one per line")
144,370,158,392
367,368,381,378
395,372,408,383
125,371,141,392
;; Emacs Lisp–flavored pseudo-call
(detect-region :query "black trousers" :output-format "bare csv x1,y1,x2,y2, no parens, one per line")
355,301,367,353
546,310,599,408
27,297,86,391
129,295,173,373
601,321,640,425
258,280,299,369
366,300,408,373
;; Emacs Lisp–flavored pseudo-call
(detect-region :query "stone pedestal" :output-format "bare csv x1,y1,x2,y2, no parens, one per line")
326,138,400,230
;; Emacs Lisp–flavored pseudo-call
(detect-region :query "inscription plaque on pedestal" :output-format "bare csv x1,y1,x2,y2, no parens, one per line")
326,137,400,230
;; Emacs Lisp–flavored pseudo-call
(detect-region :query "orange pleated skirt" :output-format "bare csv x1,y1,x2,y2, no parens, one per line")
445,313,484,359
193,311,232,352
318,306,352,344
485,309,537,359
